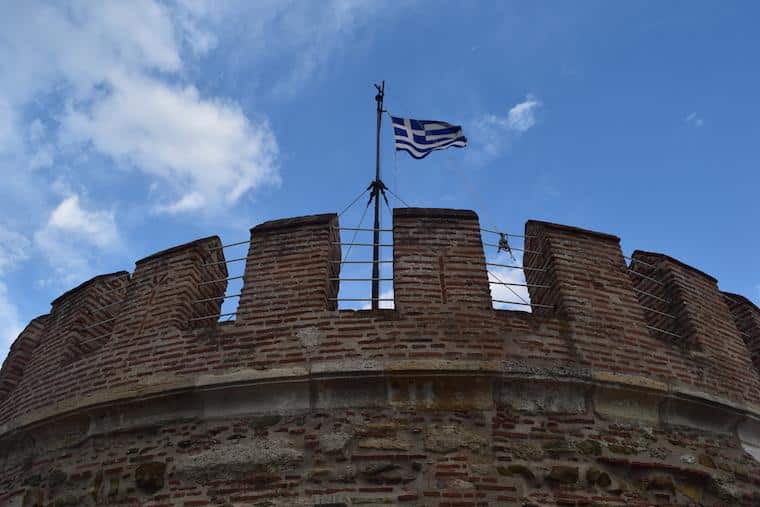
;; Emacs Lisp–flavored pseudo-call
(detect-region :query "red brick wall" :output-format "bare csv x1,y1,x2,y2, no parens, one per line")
2,395,759,506
236,213,340,321
393,208,491,314
0,316,48,403
723,292,760,375
631,251,760,402
0,209,758,428
523,221,655,374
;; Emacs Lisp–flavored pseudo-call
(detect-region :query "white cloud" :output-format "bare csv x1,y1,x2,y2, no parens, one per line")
34,195,119,286
61,72,279,214
214,0,386,97
361,288,395,310
469,94,542,162
506,95,542,132
486,252,531,312
0,0,279,215
47,195,118,249
0,226,30,276
685,112,704,127
0,281,23,352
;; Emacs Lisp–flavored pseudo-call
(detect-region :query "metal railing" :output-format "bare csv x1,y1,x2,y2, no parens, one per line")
481,228,547,312
333,226,394,309
624,257,687,341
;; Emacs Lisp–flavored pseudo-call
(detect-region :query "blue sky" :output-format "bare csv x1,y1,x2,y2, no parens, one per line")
1,1,758,361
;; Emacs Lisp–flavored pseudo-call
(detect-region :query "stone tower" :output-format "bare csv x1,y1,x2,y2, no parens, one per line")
1,208,759,506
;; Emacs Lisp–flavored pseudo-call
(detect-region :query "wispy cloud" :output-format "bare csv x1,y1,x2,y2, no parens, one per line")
0,225,30,276
1,0,280,215
506,95,542,132
685,112,704,127
468,94,543,163
0,281,22,353
486,251,531,312
34,195,119,287
213,0,390,98
60,72,280,215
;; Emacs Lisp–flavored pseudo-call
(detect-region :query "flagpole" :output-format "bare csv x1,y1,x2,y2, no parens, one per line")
371,81,385,310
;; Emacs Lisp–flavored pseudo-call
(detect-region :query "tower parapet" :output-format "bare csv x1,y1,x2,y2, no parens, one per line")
1,209,758,506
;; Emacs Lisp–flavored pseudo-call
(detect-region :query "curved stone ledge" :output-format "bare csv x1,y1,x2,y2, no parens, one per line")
2,359,759,443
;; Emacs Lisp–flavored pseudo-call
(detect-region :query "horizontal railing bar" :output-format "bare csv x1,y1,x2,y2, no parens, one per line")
483,243,541,255
189,312,238,322
328,298,394,301
337,260,393,266
338,227,393,232
202,257,247,267
480,228,535,239
209,239,251,251
628,269,664,286
81,317,117,331
632,287,671,304
624,255,658,270
329,278,393,281
194,293,242,303
332,243,393,247
97,285,128,296
641,305,677,319
199,275,245,286
489,281,551,289
646,324,682,339
486,262,546,272
492,299,554,309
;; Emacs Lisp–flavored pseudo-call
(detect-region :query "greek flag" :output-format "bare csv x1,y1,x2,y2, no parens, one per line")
391,116,467,159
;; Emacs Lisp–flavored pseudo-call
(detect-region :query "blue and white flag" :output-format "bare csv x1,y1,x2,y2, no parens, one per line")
391,116,467,159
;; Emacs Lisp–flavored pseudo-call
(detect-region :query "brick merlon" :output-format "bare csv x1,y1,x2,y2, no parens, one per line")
393,207,478,220
632,250,718,283
724,292,760,313
50,270,130,307
135,235,221,266
251,213,337,233
525,220,620,242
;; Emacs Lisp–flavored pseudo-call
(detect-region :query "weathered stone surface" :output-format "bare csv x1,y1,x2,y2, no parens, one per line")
543,439,574,456
296,327,322,350
248,415,281,430
357,437,411,451
509,441,544,460
676,480,703,503
547,466,579,484
470,463,494,476
361,462,400,476
175,436,303,482
498,464,536,483
500,381,587,414
48,469,67,489
646,474,675,493
576,439,602,456
135,462,166,494
52,495,78,507
442,478,474,490
425,424,487,453
586,467,611,487
319,431,353,454
698,453,716,468
607,443,637,455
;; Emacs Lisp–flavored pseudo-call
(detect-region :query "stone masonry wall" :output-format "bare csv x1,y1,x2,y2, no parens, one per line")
0,208,759,506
